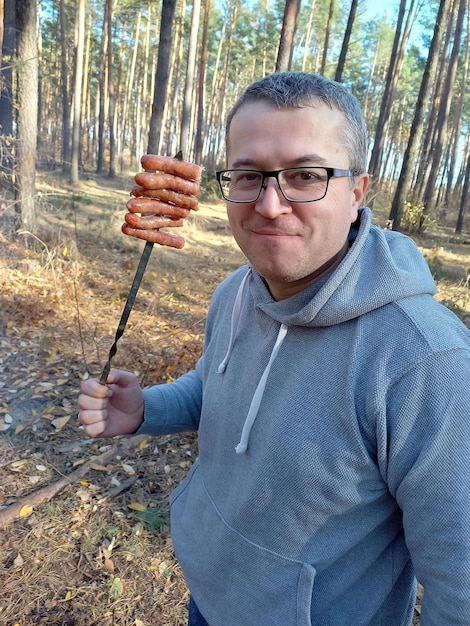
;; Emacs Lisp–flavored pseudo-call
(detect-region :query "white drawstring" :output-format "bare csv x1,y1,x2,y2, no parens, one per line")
235,323,288,454
217,269,251,374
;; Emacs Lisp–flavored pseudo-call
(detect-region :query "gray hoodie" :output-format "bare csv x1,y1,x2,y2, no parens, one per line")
142,208,470,625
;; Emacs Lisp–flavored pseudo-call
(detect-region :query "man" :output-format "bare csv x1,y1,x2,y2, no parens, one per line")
79,72,470,625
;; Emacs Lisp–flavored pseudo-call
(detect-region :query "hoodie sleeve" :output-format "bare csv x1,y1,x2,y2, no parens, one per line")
381,347,470,625
137,361,203,436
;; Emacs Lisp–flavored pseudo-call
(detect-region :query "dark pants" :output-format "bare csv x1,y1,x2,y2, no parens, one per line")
188,596,210,626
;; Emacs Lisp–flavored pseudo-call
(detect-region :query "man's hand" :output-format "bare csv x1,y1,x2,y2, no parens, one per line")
78,369,144,438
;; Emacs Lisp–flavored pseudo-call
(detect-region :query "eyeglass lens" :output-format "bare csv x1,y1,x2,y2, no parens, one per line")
219,168,330,202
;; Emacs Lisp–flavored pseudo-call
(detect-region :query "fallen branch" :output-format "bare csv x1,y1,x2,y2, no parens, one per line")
0,435,148,529
97,475,137,503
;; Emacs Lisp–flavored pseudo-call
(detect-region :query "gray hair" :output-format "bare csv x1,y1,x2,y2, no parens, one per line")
226,72,368,173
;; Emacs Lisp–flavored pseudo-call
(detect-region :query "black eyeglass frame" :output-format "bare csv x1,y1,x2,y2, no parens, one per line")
215,167,360,203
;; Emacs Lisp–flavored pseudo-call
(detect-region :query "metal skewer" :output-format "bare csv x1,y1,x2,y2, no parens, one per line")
99,151,183,385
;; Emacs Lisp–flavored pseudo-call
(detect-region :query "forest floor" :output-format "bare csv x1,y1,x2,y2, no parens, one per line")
0,171,469,625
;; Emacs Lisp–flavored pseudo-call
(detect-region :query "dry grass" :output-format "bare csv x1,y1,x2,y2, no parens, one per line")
0,173,468,625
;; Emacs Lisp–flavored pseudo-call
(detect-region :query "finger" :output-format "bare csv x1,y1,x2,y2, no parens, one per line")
81,417,107,438
106,369,136,387
78,408,107,426
77,394,108,412
80,377,111,399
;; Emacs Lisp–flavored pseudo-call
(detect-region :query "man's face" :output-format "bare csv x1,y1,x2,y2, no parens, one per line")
226,101,369,300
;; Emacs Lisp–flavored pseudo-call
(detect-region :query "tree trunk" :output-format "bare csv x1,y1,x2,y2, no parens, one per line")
180,0,201,157
389,0,452,231
368,0,408,179
0,0,15,203
0,0,15,140
455,151,470,234
211,0,239,165
96,5,107,174
445,10,469,209
276,0,301,72
195,0,210,164
164,1,185,156
106,0,116,177
148,0,178,155
334,0,358,82
16,0,38,231
320,0,335,76
71,0,85,184
0,0,4,54
420,0,466,227
205,4,227,167
81,9,92,165
59,0,70,169
301,1,316,72
415,2,455,200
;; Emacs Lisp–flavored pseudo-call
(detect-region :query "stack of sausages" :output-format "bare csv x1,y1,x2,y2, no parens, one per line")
122,154,203,249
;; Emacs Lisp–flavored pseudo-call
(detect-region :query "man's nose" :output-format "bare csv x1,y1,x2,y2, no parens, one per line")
254,178,291,218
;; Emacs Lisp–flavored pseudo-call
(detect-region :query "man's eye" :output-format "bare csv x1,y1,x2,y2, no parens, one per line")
234,172,260,185
300,169,324,181
287,169,324,184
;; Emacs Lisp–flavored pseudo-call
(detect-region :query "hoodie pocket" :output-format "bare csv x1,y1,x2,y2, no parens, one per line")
170,461,316,626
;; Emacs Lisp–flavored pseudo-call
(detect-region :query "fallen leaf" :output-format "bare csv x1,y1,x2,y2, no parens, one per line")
107,576,123,599
121,463,135,475
51,415,71,430
10,460,27,471
44,599,57,610
75,487,92,503
128,502,146,512
19,504,33,518
38,382,54,389
0,418,11,431
13,553,24,568
104,557,115,572
90,462,109,471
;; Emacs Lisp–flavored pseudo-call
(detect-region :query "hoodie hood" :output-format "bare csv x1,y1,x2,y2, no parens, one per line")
217,207,437,453
251,207,437,328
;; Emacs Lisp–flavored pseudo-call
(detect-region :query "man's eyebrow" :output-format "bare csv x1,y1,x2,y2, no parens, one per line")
291,154,330,166
230,158,259,168
230,154,330,169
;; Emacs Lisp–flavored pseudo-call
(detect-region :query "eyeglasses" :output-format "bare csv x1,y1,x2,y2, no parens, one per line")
216,167,359,203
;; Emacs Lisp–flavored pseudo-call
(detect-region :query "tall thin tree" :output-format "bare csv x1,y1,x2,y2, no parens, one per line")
320,0,335,76
389,0,452,231
334,0,358,82
195,0,211,164
276,0,302,72
148,0,178,155
368,0,409,180
0,0,15,141
59,0,70,169
16,0,38,230
455,151,470,234
420,0,467,226
71,0,85,184
180,0,201,157
106,0,116,177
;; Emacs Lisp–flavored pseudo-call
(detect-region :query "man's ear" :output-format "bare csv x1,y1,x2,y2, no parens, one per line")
352,173,370,210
